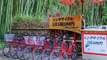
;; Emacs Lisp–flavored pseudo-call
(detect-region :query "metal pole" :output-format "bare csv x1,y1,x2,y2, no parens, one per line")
74,32,76,45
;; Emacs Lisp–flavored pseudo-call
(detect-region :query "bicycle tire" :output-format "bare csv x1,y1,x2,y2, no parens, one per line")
70,52,77,60
50,49,60,60
9,44,18,59
70,46,77,60
50,50,68,60
61,51,68,60
32,47,43,60
72,46,77,53
2,43,10,58
23,46,32,60
41,49,51,60
17,45,25,60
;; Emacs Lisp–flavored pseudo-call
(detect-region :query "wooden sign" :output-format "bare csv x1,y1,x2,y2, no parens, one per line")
49,14,82,34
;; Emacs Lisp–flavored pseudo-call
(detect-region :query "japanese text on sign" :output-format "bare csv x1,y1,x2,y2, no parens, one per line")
83,34,107,54
49,14,82,34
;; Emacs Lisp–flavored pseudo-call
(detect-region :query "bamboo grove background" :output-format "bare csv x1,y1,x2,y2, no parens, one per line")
0,0,107,35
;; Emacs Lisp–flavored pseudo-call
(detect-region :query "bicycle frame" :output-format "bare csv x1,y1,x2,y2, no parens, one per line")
59,32,77,58
60,41,73,57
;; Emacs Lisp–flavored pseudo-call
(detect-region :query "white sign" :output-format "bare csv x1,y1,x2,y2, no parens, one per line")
84,34,107,54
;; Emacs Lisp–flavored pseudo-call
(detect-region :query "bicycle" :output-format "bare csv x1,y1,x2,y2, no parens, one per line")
19,33,46,60
2,34,15,58
40,36,62,60
32,34,48,60
50,39,77,60
40,37,53,60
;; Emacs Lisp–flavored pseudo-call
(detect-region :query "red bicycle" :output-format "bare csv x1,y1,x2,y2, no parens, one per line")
32,34,50,60
40,36,62,60
63,40,77,60
20,33,49,60
50,37,77,60
2,34,15,58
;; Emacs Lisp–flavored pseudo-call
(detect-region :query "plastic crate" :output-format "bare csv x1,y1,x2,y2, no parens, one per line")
39,36,45,46
33,36,45,46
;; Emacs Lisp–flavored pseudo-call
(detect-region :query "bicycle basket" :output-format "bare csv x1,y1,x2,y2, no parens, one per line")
32,36,40,45
4,34,15,42
39,36,45,46
24,36,35,45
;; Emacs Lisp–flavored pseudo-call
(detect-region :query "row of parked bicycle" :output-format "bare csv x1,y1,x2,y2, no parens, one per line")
2,32,77,60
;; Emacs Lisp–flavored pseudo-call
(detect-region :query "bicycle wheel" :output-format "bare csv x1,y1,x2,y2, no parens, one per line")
50,49,68,60
32,47,43,60
17,44,25,60
70,52,77,60
70,46,77,60
41,49,51,60
9,44,18,59
23,46,32,60
72,46,77,53
50,49,60,60
61,51,68,60
2,43,10,58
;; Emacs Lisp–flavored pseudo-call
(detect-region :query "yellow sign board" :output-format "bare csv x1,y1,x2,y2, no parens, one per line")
49,14,82,34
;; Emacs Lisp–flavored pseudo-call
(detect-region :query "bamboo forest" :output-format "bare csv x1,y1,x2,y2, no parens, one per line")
0,0,106,35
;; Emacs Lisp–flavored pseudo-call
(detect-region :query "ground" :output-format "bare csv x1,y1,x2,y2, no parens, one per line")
0,53,82,60
0,56,82,60
0,48,83,60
